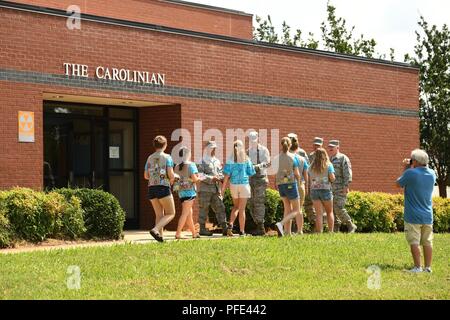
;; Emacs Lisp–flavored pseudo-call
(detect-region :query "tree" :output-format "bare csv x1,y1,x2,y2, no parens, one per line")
405,16,450,198
254,15,279,43
320,1,385,59
254,2,392,60
254,15,319,49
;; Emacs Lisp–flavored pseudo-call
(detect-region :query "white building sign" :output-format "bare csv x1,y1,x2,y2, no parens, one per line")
63,63,166,86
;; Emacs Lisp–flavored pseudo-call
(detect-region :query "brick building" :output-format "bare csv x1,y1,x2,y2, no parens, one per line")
0,0,419,230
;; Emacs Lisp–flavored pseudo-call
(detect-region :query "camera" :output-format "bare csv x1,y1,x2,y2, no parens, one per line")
409,159,413,165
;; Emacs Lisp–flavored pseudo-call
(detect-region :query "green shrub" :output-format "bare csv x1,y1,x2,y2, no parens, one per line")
346,192,401,233
42,192,86,240
0,198,13,248
346,192,450,233
210,189,450,234
2,188,54,242
55,188,125,239
264,188,283,226
433,197,450,233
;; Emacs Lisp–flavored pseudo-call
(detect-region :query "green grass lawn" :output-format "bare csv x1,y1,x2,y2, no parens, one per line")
1,233,449,300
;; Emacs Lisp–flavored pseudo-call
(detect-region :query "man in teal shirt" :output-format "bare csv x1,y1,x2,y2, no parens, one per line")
397,149,436,273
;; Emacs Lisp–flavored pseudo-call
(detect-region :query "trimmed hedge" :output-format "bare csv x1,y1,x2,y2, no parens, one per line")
432,197,450,233
0,187,126,248
346,192,450,233
43,191,86,240
0,199,13,248
1,188,54,242
55,188,125,240
210,189,450,233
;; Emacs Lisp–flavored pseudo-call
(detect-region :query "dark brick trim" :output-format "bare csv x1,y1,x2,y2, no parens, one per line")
0,68,418,118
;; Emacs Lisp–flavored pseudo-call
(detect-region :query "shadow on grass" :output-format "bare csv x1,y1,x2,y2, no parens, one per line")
370,263,411,271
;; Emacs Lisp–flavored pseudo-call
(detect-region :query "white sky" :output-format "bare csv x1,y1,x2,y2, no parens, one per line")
193,0,450,61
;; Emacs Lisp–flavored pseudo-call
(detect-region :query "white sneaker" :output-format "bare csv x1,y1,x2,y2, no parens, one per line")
407,267,423,273
275,222,284,237
424,267,433,273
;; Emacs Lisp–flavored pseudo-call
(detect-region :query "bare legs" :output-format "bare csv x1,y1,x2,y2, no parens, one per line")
314,199,334,233
229,197,248,234
150,195,176,237
410,244,433,269
176,200,197,239
279,198,300,236
149,199,164,236
423,245,433,268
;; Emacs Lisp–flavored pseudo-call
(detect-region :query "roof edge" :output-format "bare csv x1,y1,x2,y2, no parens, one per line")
162,0,253,17
0,0,419,71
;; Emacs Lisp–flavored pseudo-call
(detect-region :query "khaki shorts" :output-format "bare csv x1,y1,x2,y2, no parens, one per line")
298,182,306,208
230,184,251,199
404,223,433,247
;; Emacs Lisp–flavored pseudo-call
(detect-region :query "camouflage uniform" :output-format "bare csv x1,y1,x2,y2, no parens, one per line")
248,144,270,235
303,151,316,224
197,157,227,235
330,152,356,232
297,148,309,162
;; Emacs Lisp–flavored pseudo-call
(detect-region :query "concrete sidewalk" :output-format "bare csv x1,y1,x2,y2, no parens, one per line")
0,230,232,255
124,230,228,243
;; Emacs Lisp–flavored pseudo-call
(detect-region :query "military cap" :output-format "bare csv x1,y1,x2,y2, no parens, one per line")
328,140,340,148
313,137,324,146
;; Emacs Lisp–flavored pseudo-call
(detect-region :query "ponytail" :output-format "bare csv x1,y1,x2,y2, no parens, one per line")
290,136,299,152
178,147,191,171
178,148,185,171
281,137,291,153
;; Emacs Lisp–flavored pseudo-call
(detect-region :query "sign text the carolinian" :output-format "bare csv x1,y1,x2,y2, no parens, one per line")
63,63,165,86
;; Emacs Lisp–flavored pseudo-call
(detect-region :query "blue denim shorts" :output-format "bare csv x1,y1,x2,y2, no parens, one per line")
310,189,333,202
180,196,196,203
148,185,172,200
278,183,299,200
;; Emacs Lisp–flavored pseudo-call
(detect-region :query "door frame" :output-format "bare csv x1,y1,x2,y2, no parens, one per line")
43,101,140,229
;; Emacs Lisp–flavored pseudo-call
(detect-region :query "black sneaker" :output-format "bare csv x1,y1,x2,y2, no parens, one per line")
199,226,213,236
150,229,164,243
239,231,247,237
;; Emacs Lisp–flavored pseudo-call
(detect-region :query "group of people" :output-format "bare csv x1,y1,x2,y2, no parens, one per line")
144,132,357,242
144,135,437,273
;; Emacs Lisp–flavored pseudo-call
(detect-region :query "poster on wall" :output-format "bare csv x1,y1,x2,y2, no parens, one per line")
18,111,35,143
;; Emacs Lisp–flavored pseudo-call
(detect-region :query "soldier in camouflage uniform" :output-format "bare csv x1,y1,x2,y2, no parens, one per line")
328,140,357,233
248,131,271,236
303,137,324,225
197,141,230,236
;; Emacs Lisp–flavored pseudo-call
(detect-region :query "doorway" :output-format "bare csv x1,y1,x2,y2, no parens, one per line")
43,101,139,229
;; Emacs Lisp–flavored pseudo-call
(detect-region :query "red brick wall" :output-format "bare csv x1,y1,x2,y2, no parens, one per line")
8,0,253,39
0,82,44,189
0,7,418,112
0,7,420,230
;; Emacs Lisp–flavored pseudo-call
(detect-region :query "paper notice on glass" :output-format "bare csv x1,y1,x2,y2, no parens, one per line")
109,146,120,159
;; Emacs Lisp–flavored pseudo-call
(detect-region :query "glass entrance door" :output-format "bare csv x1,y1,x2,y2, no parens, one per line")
44,102,138,229
71,119,93,188
44,118,106,189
